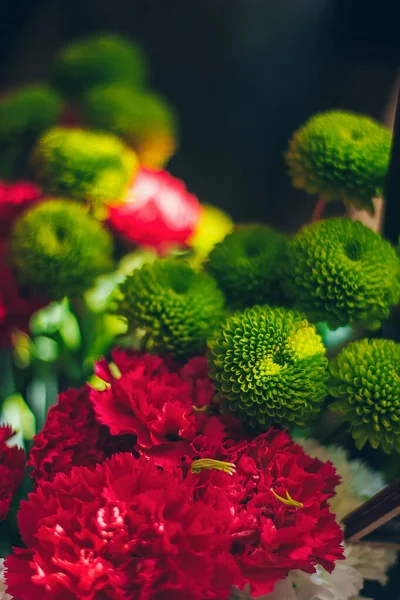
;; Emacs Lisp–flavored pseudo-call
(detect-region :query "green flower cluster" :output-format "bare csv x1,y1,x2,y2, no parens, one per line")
0,85,62,178
286,111,391,213
283,218,400,330
209,305,328,429
206,225,287,310
330,338,400,453
81,85,178,168
52,34,148,98
10,199,114,299
116,258,226,358
32,127,137,211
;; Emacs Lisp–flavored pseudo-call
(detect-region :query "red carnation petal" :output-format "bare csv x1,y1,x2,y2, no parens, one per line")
0,424,25,520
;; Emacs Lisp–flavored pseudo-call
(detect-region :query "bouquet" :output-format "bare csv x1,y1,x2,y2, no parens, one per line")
0,32,398,600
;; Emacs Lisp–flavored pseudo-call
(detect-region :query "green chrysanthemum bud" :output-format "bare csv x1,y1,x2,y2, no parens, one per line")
283,218,400,330
52,34,148,98
206,225,287,310
286,111,391,213
0,85,62,178
82,85,178,169
209,305,328,429
116,258,226,358
32,127,138,212
9,199,114,299
329,338,400,453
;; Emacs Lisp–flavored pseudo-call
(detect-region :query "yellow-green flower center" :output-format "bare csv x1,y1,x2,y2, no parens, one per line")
191,459,236,476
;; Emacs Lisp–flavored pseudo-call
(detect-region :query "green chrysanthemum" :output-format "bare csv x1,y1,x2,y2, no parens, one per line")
286,111,392,213
206,225,287,310
329,338,400,453
82,85,178,168
209,305,328,429
9,199,114,299
32,127,138,212
116,258,226,358
283,218,400,330
0,85,62,178
52,34,148,98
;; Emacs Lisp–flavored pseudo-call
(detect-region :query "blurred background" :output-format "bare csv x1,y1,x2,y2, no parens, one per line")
0,0,399,231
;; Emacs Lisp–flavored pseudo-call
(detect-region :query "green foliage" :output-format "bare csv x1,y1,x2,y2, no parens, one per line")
82,85,178,167
209,305,328,429
286,110,392,213
32,127,137,210
0,85,62,178
330,338,400,453
52,34,148,98
206,225,287,309
9,199,114,299
116,258,226,358
283,218,400,330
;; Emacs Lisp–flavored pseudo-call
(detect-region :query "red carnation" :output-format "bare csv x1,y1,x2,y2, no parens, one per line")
0,425,25,520
0,181,41,238
29,386,137,483
191,429,344,596
7,431,344,599
6,454,241,600
108,167,200,251
91,350,214,456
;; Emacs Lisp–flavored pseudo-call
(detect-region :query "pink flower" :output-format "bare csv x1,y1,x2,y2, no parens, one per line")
109,168,200,251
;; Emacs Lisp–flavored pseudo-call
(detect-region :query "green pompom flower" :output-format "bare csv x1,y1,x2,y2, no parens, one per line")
9,199,114,299
329,338,400,453
116,258,226,358
52,34,148,98
82,85,178,168
0,85,62,178
32,127,138,212
286,111,392,213
283,218,400,330
209,305,328,429
206,225,287,310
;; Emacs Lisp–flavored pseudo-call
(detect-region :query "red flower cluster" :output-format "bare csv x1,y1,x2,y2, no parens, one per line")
0,425,25,520
0,181,47,344
29,351,235,483
109,167,200,251
15,350,344,599
7,454,239,600
7,433,343,600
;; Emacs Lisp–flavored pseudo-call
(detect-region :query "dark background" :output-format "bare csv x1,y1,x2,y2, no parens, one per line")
0,0,399,232
1,2,400,597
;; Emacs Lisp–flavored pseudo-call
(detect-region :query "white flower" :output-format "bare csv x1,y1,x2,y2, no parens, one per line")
230,579,296,600
0,559,12,600
231,566,364,600
349,460,385,502
344,543,397,586
289,561,364,600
